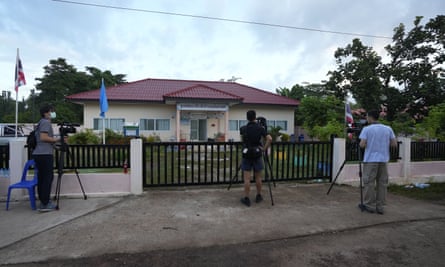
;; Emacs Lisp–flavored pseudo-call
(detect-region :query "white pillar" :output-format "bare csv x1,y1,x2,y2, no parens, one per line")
176,108,180,141
130,138,143,195
9,139,27,199
398,137,411,183
332,138,346,184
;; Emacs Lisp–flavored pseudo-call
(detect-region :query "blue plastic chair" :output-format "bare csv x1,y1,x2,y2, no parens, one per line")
6,159,38,210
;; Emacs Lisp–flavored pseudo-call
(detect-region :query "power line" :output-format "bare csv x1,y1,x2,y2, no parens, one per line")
52,0,392,39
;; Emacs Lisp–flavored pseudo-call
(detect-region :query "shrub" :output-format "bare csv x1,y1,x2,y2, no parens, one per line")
68,129,101,144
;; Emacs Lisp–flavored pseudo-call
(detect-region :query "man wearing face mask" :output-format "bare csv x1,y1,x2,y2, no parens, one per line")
32,104,61,212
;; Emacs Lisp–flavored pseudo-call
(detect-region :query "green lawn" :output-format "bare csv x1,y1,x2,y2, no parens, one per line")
388,182,445,203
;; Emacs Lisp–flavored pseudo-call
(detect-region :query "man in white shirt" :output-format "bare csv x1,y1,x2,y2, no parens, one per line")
359,109,397,214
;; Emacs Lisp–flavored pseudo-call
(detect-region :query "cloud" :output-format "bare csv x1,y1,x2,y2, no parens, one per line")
0,0,443,102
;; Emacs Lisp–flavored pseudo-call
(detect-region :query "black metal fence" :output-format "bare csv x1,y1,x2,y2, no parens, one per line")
2,140,444,188
143,141,333,187
53,144,130,169
411,141,445,161
0,144,9,169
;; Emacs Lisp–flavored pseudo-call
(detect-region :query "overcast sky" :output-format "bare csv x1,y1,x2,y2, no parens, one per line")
1,0,444,101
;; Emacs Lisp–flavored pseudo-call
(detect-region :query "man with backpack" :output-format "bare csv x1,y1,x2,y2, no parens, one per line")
32,104,65,212
239,110,272,207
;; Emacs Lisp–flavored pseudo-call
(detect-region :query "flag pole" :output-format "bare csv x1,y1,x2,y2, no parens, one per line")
14,48,19,138
103,117,105,145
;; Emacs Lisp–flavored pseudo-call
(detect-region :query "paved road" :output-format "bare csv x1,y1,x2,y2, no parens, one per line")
1,184,444,266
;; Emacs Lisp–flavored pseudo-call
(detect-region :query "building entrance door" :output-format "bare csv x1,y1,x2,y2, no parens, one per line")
190,119,207,141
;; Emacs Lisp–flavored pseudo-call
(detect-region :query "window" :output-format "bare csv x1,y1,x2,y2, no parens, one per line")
276,120,288,131
93,118,125,131
140,119,170,131
229,120,248,131
265,120,287,131
229,120,238,131
156,119,170,131
140,119,155,131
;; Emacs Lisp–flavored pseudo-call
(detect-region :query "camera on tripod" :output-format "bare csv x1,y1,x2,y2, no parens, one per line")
347,119,368,137
58,122,80,136
256,116,267,132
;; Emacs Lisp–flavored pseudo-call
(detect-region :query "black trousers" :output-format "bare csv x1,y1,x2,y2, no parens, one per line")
33,154,54,205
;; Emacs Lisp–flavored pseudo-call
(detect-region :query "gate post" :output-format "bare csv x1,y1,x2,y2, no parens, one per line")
130,138,143,195
332,138,345,183
398,137,411,183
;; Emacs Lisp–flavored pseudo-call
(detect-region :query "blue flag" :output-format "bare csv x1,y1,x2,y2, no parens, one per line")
99,78,108,118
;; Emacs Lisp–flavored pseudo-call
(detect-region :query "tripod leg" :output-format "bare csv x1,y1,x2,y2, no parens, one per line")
264,155,276,187
327,159,346,195
359,161,363,207
227,164,241,191
55,171,62,209
74,168,87,200
263,154,274,206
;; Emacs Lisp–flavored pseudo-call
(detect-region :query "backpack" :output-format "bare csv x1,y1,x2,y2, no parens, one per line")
242,146,262,159
241,122,264,160
26,123,39,150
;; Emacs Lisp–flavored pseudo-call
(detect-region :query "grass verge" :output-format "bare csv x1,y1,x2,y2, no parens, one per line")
388,182,445,203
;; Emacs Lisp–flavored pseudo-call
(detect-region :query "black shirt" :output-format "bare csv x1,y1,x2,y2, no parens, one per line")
240,121,266,148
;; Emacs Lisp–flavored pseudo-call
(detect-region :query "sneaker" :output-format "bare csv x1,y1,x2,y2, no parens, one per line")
240,197,251,207
255,194,263,203
358,203,375,213
376,209,384,215
38,202,57,212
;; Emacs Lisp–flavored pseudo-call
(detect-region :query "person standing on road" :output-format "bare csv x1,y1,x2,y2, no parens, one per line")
359,109,397,214
32,104,63,212
239,110,272,207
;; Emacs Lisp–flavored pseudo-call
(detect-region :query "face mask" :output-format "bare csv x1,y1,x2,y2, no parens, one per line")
50,112,57,119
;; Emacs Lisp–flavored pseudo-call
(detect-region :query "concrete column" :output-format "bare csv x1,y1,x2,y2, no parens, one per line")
332,138,346,184
130,138,143,195
176,108,180,141
398,137,411,182
8,139,27,199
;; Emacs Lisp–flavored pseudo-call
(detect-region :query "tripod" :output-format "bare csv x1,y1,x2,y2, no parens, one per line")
326,142,365,208
227,151,275,206
54,138,87,209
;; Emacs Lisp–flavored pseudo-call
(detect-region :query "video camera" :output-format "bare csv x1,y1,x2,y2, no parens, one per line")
58,122,80,136
347,119,368,136
256,116,267,133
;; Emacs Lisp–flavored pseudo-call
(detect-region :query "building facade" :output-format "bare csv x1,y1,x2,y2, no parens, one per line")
66,78,299,141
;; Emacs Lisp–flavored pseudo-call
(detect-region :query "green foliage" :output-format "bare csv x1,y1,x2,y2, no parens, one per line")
312,119,344,141
142,133,162,143
297,96,343,138
105,128,133,145
330,38,384,111
68,129,101,144
268,126,282,142
415,103,445,140
280,133,290,142
24,58,127,124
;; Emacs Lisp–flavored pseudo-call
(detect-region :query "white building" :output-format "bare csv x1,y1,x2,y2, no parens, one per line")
66,78,300,141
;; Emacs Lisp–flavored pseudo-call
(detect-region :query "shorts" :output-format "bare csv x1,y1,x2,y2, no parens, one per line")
241,157,264,172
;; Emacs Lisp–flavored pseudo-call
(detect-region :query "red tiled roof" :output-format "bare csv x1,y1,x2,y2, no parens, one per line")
66,78,300,106
164,84,243,100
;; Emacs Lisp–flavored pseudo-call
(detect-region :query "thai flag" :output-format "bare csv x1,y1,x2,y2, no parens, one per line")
15,50,26,92
345,102,354,125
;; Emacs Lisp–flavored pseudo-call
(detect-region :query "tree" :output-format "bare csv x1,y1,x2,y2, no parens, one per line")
415,103,445,140
384,15,445,121
33,58,127,124
296,96,343,139
328,38,384,111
